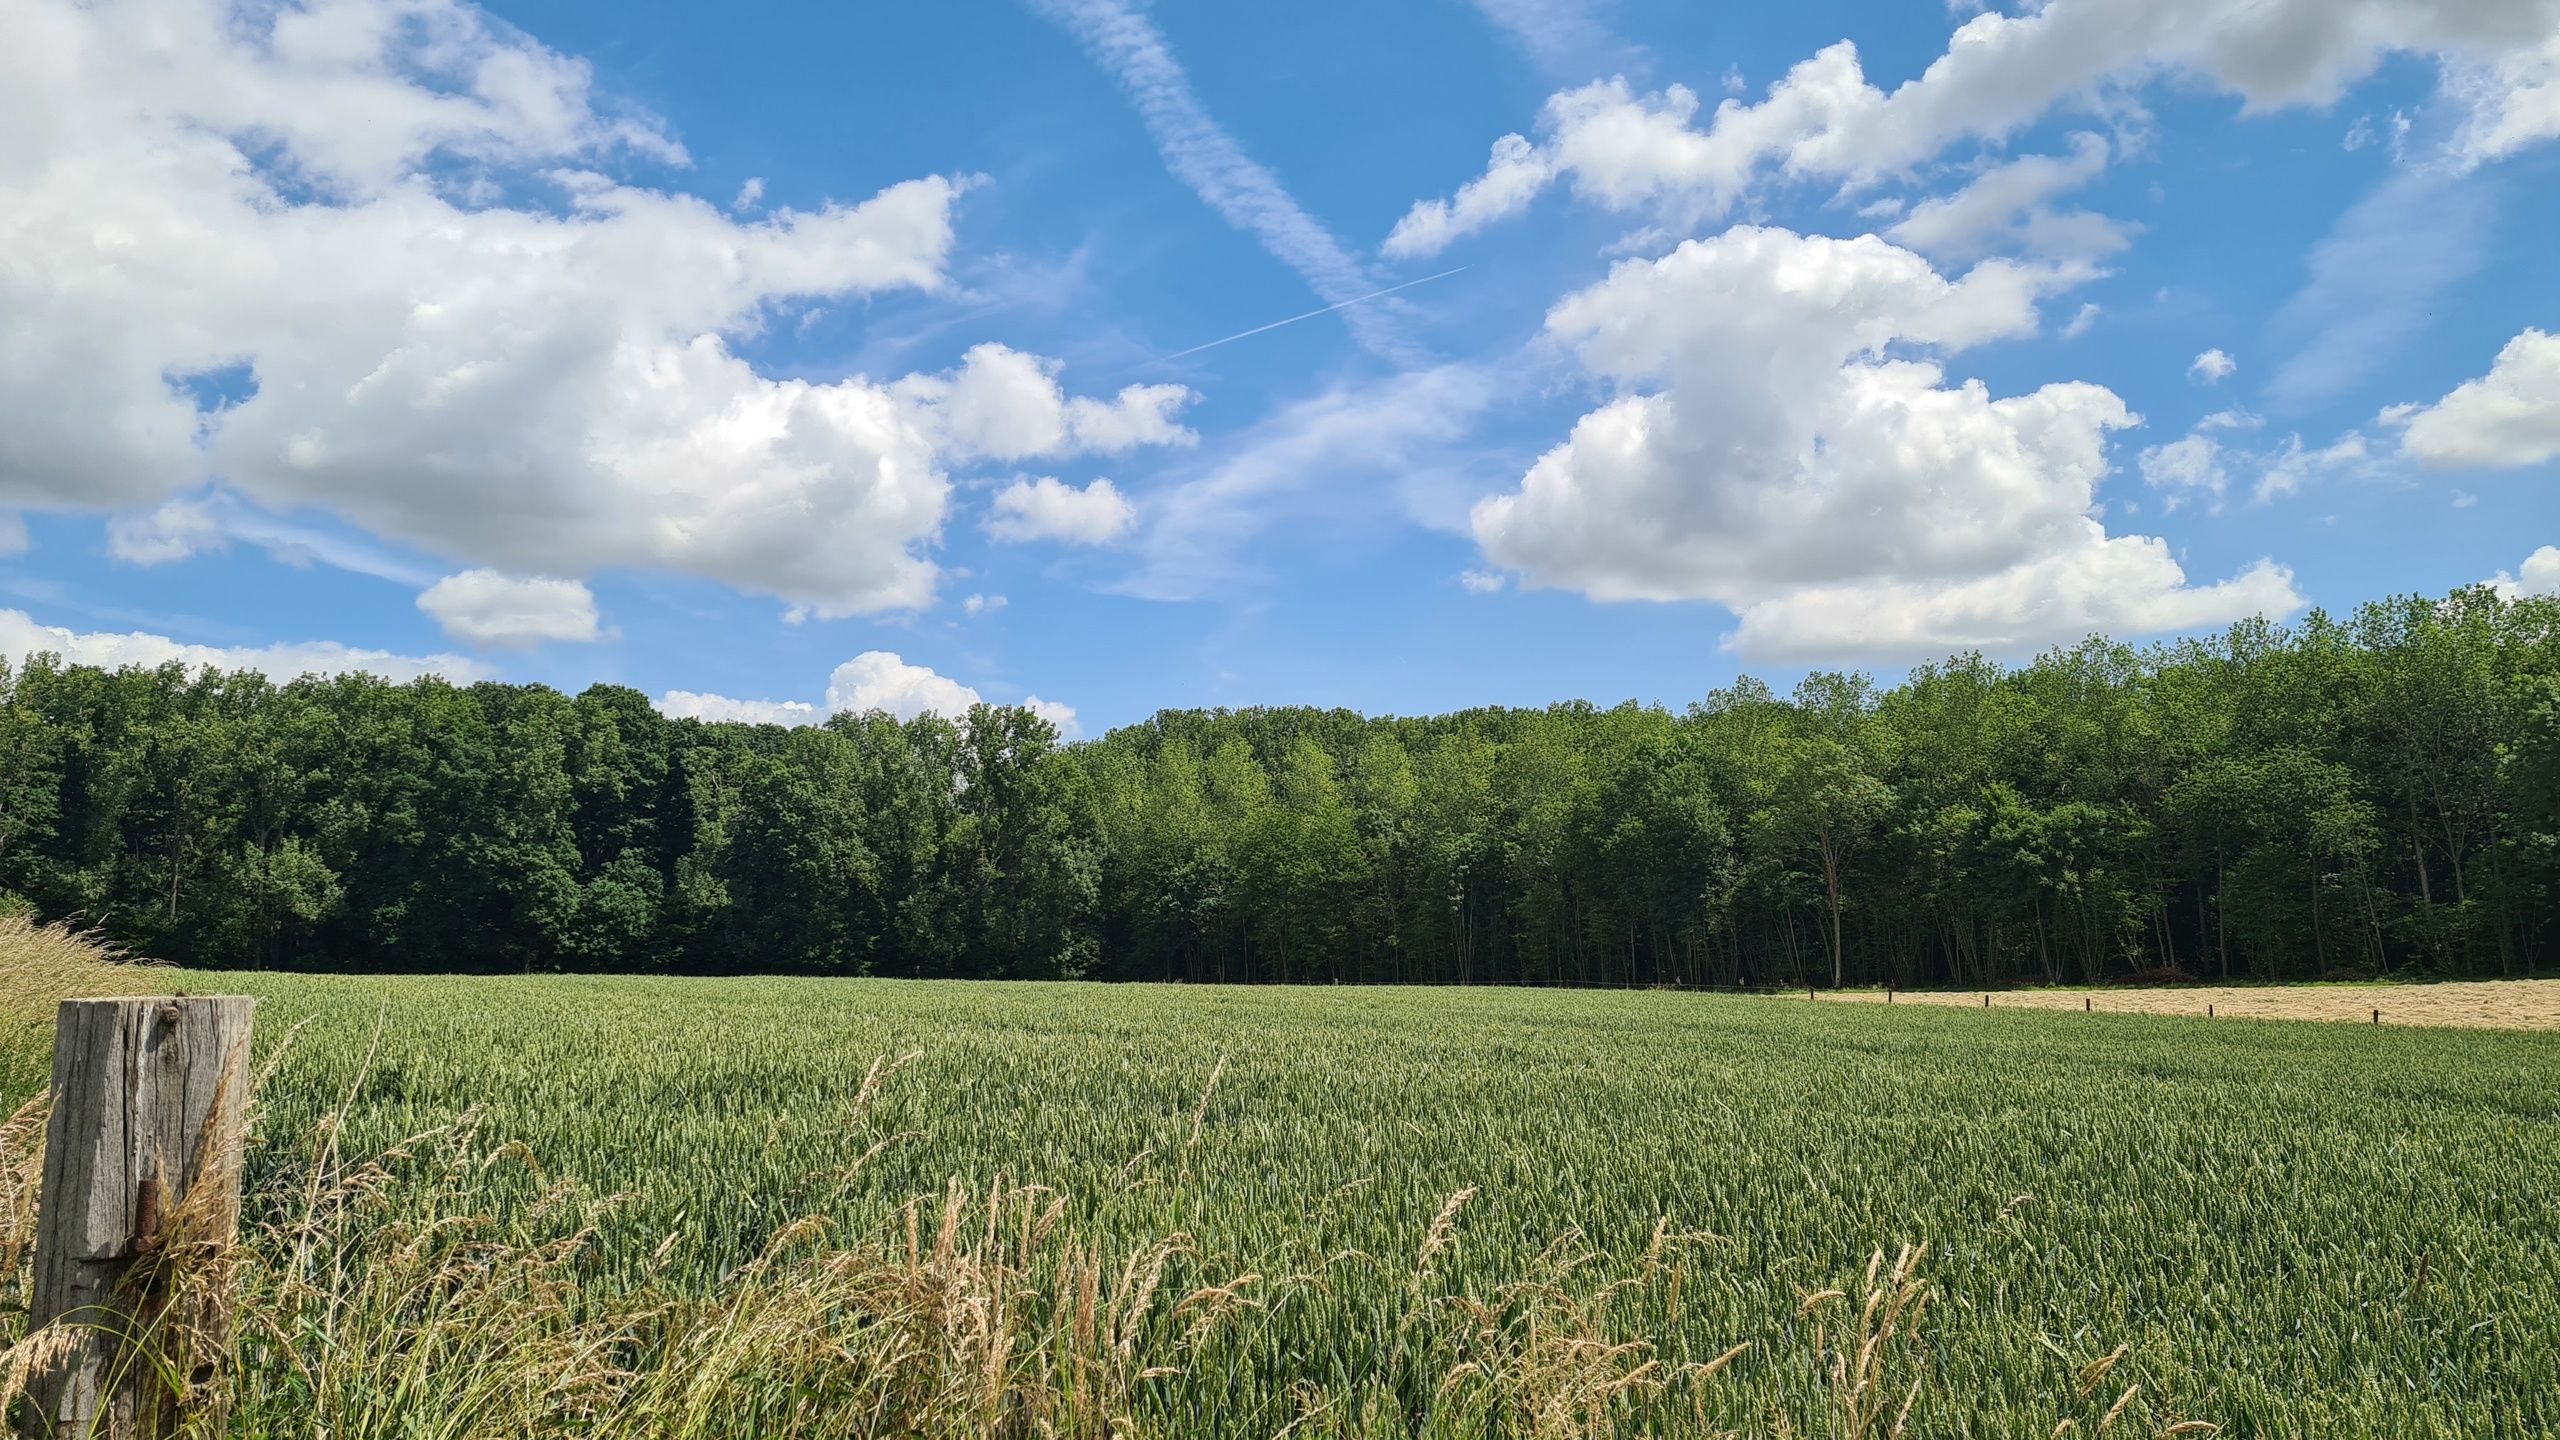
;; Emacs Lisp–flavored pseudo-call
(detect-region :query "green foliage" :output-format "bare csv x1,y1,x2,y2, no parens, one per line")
3,586,2558,983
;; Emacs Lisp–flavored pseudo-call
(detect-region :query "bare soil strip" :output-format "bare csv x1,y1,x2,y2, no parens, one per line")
1822,978,2560,1031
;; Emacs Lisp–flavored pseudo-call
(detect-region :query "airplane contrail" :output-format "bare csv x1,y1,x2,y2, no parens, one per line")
1154,267,1468,364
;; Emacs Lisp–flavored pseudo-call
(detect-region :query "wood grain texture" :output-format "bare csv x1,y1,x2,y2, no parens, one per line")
23,997,252,1440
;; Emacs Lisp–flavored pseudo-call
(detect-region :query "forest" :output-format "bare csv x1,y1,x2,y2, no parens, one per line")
1,586,2555,988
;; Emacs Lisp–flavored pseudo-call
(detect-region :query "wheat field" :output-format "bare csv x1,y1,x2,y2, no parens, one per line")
1816,978,2560,1029
5,921,2558,1437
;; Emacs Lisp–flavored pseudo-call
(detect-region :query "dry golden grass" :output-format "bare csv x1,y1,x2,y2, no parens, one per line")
1820,976,2560,1029
0,914,165,1023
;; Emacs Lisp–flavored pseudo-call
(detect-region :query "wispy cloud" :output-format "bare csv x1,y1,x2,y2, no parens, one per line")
2266,164,2499,414
1027,0,1420,362
1465,0,1645,84
1117,364,1501,601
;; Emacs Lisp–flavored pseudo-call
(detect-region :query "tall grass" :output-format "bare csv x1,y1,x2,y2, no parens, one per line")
5,1033,2001,1438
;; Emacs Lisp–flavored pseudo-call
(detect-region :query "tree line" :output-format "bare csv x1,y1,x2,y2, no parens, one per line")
2,586,2556,987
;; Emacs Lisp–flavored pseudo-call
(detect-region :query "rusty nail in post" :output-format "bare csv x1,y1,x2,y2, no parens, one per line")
133,1178,162,1254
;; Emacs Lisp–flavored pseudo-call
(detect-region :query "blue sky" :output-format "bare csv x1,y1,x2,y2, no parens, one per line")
3,0,2558,734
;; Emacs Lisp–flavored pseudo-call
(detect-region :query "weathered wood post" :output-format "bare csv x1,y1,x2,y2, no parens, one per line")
22,997,253,1440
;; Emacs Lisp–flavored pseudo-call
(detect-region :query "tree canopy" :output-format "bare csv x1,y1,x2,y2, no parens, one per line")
4,587,2556,986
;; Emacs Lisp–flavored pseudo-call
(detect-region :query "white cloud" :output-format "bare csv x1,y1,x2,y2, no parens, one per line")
2487,544,2560,597
2253,432,2370,502
0,514,23,557
900,344,1195,462
962,592,1007,616
655,691,819,726
1024,696,1081,736
0,0,1189,624
107,497,227,565
1384,134,1558,260
2190,349,2237,384
2199,407,2265,431
2392,328,2560,468
1885,132,2125,265
658,650,1077,736
1468,226,2299,660
986,476,1138,545
416,569,607,648
1386,0,2560,256
1028,0,1415,361
823,650,982,721
2139,435,2228,509
0,607,487,683
2447,29,2560,163
1460,569,1508,593
2062,303,2101,338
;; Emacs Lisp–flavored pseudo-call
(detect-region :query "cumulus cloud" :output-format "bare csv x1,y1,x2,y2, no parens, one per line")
656,691,820,726
1384,134,1559,259
899,344,1195,462
822,650,983,721
416,570,608,648
986,477,1138,545
0,608,487,683
2487,544,2560,598
1024,696,1081,735
1468,226,2299,660
2392,328,2560,468
1386,0,2560,254
658,650,1077,735
962,592,1007,616
0,0,1192,623
2190,349,2238,384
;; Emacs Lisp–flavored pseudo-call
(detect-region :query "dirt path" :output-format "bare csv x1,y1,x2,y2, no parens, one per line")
1818,978,2560,1031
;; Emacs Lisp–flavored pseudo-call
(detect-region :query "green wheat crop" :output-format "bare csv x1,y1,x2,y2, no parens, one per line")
5,937,2557,1436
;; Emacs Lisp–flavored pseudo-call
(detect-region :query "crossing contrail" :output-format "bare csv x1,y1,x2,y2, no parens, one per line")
1155,267,1468,364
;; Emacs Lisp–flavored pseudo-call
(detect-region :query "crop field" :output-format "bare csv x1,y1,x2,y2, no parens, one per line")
1819,978,2560,1030
7,944,2560,1437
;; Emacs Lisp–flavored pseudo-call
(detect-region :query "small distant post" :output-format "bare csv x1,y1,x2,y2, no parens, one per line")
2208,1003,2215,1018
1982,993,1990,1008
1886,986,1894,1004
2084,996,2092,1013
2373,1008,2381,1025
24,997,254,1440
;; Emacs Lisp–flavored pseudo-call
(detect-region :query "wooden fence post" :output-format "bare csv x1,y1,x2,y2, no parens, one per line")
23,997,253,1440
